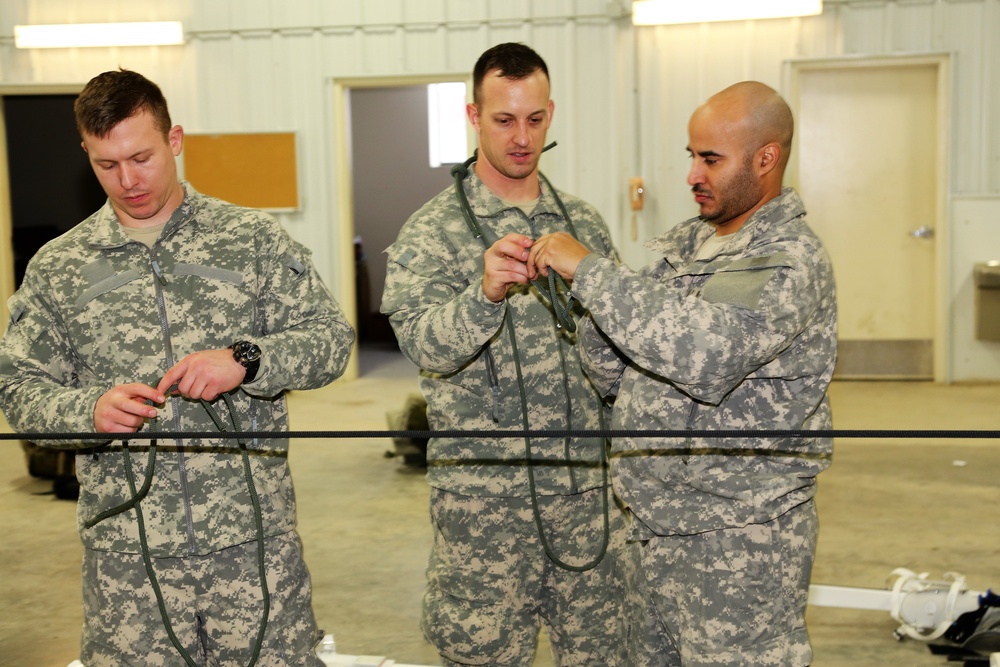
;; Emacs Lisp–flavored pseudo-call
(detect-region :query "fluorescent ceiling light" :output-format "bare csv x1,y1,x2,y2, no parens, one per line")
14,21,184,48
632,0,822,25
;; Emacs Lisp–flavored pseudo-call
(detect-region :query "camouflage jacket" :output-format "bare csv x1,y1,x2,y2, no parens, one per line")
381,168,617,497
575,188,837,536
0,183,354,556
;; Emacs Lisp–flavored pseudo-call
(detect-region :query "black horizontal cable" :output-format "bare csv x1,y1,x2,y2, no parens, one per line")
2,428,1000,442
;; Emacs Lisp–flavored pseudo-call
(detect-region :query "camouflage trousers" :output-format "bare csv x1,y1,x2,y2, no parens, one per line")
626,500,818,667
423,487,629,667
80,530,324,667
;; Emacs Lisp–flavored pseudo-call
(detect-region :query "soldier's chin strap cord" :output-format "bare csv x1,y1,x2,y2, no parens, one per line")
451,145,609,572
83,388,269,667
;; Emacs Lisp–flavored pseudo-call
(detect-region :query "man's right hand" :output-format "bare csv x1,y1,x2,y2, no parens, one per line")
482,233,534,303
94,383,165,433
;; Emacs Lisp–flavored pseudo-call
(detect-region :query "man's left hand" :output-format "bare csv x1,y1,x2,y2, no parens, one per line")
156,349,246,401
527,232,592,282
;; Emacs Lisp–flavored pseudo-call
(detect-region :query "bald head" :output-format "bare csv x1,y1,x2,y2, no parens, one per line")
685,81,794,234
696,81,794,172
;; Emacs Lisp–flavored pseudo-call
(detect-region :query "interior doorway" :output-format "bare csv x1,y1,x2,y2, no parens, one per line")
785,55,950,380
332,75,472,376
0,87,105,327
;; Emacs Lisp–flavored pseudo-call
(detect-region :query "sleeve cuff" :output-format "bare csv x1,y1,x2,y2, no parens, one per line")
571,254,612,305
472,282,507,313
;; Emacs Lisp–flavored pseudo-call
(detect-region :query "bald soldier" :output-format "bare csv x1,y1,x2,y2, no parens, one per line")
527,81,838,666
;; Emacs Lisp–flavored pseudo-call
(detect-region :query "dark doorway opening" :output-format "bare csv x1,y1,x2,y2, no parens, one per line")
348,84,463,346
3,94,106,287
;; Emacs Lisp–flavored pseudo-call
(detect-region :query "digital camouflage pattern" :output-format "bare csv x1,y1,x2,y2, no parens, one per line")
627,502,817,666
423,488,628,667
81,531,324,667
575,187,837,537
574,187,834,666
0,183,355,557
381,169,619,497
382,167,628,667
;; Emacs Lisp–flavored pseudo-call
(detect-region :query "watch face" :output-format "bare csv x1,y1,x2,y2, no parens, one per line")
234,341,262,363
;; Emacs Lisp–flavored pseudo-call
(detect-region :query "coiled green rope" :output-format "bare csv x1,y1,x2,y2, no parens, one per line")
83,389,270,667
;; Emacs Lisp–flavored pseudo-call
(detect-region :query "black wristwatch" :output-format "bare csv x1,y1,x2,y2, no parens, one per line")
230,341,262,383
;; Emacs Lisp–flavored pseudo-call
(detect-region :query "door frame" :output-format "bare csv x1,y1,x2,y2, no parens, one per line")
783,54,952,382
0,84,85,332
329,74,473,379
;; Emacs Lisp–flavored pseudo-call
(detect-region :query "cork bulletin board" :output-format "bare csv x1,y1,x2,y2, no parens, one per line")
183,132,299,211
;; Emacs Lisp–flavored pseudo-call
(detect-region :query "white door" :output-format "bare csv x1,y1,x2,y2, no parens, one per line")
790,59,946,379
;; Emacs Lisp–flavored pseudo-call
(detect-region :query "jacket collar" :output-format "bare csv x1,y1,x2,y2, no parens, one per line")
86,181,197,250
462,166,562,220
645,187,805,265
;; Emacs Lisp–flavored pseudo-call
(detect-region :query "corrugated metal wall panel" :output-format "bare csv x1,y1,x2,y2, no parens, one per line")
442,0,488,24
795,9,843,57
489,0,535,23
0,0,24,42
890,1,935,51
402,0,446,25
360,1,406,27
987,1,1000,193
269,0,322,30
841,3,890,53
319,27,365,79
359,26,406,74
941,0,990,193
631,0,999,201
479,22,533,51
442,24,491,72
569,21,621,243
2,0,999,378
401,25,450,74
193,0,232,33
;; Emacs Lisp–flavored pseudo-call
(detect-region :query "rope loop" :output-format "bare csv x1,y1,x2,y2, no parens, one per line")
81,386,269,667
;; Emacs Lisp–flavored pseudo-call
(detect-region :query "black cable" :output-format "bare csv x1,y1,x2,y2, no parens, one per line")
9,428,1000,443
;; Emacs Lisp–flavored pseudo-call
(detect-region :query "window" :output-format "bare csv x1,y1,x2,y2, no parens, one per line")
427,82,468,167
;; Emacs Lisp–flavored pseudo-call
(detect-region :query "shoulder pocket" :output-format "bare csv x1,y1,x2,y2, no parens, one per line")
700,253,792,310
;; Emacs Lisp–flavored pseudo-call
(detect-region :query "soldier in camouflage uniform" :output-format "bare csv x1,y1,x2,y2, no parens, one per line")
381,43,627,666
0,70,354,666
528,81,838,666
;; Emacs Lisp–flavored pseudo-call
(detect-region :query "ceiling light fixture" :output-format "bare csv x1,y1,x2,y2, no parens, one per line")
632,0,823,25
13,21,184,49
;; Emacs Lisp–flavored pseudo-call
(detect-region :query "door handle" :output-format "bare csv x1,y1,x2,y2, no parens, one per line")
909,226,935,239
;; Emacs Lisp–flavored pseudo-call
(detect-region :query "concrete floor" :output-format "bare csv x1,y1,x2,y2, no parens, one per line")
1,343,999,667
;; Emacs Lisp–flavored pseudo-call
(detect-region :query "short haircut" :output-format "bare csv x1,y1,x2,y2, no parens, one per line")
74,69,172,139
472,42,549,105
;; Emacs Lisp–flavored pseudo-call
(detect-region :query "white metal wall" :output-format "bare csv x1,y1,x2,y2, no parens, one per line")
1,0,999,379
631,0,1000,238
630,0,1000,381
0,0,627,319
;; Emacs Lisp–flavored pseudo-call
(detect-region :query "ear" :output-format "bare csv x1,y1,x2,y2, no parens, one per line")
466,103,481,133
546,99,555,128
756,142,780,177
169,125,184,157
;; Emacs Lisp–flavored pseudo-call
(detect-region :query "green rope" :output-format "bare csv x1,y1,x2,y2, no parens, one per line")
452,149,611,570
506,306,611,571
82,390,270,667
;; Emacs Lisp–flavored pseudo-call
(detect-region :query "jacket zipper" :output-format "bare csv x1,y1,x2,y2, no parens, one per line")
150,248,198,553
484,344,501,424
